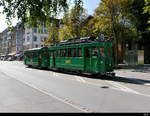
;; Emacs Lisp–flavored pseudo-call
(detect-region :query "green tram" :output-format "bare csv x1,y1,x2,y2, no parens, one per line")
23,38,115,76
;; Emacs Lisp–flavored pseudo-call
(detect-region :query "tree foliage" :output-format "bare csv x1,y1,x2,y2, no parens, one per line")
130,0,150,32
94,0,137,42
144,0,150,15
45,19,60,46
59,5,88,41
144,0,150,26
0,0,83,25
93,0,138,65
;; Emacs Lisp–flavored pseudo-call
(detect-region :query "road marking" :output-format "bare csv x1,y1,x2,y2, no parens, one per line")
105,80,140,94
144,83,150,86
2,66,150,101
2,70,93,113
49,72,150,98
74,76,86,83
106,81,150,97
53,72,59,77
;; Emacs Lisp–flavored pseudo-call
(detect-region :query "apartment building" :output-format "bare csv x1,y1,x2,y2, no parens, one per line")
23,22,48,50
0,33,3,55
1,29,8,55
0,23,25,56
15,23,25,53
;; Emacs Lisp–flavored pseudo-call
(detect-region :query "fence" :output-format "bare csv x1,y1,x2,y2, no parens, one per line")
124,50,138,65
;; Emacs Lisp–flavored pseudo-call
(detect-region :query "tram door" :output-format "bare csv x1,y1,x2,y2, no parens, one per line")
85,47,99,72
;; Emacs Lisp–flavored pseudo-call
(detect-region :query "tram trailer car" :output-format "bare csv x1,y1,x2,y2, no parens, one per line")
24,47,49,68
23,41,115,76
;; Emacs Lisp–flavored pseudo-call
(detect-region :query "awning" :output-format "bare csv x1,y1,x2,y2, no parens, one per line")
8,53,16,56
0,55,5,57
15,54,22,57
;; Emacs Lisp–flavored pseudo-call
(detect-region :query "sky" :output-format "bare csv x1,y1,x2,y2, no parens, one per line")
83,0,100,15
0,0,101,33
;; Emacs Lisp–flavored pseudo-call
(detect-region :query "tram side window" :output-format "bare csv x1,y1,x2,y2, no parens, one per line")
56,50,59,57
60,49,67,57
29,53,32,59
64,49,67,57
26,53,28,58
107,47,111,57
43,51,49,58
25,53,28,58
49,52,51,57
55,51,57,57
68,48,71,57
60,50,62,57
25,53,27,58
72,48,77,57
59,50,61,57
92,47,98,58
100,47,106,57
85,48,90,58
33,53,38,59
32,53,35,59
29,53,32,58
58,50,61,57
78,48,82,57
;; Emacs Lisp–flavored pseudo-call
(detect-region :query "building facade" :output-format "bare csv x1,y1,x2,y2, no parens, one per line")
15,23,25,53
0,33,3,55
0,22,49,56
23,23,48,50
0,23,25,56
1,29,9,55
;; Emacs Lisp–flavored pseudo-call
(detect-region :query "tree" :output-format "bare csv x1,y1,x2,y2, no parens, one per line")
144,0,150,24
130,0,150,32
130,0,150,64
45,19,60,46
0,0,83,25
94,0,138,65
59,5,88,41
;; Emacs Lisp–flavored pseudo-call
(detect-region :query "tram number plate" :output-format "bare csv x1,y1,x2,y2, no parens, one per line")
65,60,71,64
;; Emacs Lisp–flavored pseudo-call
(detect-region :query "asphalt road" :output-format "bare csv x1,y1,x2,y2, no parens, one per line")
0,61,150,113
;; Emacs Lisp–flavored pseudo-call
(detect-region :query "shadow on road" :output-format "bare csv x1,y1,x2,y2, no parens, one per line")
117,64,150,74
92,75,150,86
26,66,150,86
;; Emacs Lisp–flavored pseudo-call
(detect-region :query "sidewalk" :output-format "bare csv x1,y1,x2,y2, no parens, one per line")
114,64,150,85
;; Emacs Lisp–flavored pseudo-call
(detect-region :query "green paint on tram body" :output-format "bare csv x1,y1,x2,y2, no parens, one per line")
23,41,114,75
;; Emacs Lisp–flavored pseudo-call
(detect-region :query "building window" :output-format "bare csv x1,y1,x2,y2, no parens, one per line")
44,29,48,34
35,45,38,48
41,37,44,42
27,36,30,42
33,28,37,33
33,36,37,42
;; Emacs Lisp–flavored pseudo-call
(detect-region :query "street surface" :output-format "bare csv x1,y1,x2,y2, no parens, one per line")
0,61,150,112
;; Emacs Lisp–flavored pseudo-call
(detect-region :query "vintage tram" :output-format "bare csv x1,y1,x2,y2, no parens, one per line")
23,37,115,76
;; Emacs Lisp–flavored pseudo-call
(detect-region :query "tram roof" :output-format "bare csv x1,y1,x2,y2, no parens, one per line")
48,41,112,50
24,47,48,52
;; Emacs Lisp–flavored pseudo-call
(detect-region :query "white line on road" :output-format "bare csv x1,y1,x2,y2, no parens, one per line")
144,83,150,86
49,72,150,98
53,72,59,77
2,70,93,113
105,80,140,94
105,80,150,98
74,76,86,83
